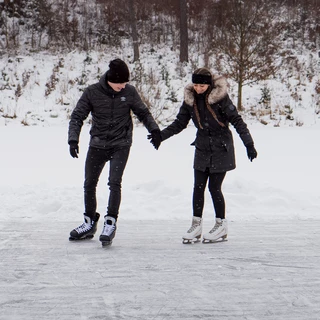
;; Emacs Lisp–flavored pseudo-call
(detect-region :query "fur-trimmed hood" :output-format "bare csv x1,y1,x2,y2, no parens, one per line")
184,74,229,106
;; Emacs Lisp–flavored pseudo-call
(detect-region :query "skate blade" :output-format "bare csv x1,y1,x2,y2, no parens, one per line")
182,236,201,244
101,241,112,247
69,234,94,241
202,236,227,244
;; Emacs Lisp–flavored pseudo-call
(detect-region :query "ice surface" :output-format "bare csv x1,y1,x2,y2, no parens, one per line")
0,125,320,319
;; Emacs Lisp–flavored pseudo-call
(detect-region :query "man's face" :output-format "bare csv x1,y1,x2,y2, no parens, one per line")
193,84,209,94
108,81,127,92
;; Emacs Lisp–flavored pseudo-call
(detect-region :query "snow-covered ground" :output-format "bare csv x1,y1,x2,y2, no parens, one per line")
1,50,319,128
1,124,320,319
1,124,319,222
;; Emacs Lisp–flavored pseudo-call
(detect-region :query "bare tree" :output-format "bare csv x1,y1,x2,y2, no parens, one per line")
0,8,10,50
211,0,281,110
128,0,139,61
179,0,188,62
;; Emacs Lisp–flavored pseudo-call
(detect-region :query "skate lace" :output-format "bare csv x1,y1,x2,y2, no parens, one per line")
209,223,222,234
187,223,200,233
75,222,91,233
102,224,115,236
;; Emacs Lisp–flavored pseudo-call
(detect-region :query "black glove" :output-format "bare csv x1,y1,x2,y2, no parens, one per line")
69,141,79,158
246,144,257,162
147,129,162,150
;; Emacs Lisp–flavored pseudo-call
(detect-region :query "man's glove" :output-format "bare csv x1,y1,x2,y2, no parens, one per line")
147,129,162,150
246,144,257,162
69,141,79,158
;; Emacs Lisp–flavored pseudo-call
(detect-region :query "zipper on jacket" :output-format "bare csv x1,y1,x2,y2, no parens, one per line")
110,94,115,128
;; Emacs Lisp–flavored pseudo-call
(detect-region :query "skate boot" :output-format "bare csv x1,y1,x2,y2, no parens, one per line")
69,213,100,241
99,216,117,247
182,216,202,244
203,218,228,243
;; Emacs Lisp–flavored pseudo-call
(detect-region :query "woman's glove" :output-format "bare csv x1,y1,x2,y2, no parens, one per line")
246,144,257,162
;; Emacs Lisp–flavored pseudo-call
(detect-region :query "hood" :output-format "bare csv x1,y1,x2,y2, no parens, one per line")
99,72,122,95
99,72,108,89
184,74,229,106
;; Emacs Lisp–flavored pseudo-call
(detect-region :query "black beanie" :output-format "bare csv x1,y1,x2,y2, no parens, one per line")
107,58,130,83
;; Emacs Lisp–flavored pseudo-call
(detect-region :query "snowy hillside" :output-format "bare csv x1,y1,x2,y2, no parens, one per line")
0,46,319,127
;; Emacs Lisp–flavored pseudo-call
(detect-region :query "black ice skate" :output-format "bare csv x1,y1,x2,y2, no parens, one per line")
99,216,117,247
69,213,100,241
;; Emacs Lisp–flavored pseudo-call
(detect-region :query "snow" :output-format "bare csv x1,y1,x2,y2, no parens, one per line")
1,124,319,221
1,45,319,319
1,50,319,128
1,124,320,319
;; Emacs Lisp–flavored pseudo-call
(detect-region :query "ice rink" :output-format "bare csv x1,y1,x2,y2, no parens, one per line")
1,125,320,319
1,219,320,320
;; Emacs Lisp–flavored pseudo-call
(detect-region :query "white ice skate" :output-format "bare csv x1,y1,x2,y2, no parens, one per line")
99,216,117,247
182,216,202,244
203,218,228,243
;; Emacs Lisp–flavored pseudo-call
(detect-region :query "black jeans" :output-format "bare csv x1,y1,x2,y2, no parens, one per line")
193,169,226,219
84,146,130,220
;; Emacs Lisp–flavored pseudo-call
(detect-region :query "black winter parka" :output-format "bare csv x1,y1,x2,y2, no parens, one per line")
161,75,254,173
68,73,159,149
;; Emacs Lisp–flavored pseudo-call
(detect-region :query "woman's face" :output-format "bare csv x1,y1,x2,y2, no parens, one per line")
193,83,209,94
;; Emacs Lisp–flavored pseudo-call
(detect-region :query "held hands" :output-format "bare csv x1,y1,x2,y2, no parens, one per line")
147,129,162,150
69,141,79,158
246,144,257,162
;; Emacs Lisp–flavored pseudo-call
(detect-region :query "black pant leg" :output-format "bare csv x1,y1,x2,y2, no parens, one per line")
193,169,209,217
83,147,106,218
208,172,226,219
106,147,130,220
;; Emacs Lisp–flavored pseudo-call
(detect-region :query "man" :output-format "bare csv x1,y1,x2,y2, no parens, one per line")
68,58,161,246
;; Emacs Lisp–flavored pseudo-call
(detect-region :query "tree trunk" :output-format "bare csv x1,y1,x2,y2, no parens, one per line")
179,0,188,63
237,81,243,111
128,0,139,62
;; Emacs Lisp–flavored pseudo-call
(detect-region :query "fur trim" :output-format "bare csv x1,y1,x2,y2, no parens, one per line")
184,74,229,106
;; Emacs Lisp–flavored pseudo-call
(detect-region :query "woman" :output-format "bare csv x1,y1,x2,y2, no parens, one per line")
149,68,257,243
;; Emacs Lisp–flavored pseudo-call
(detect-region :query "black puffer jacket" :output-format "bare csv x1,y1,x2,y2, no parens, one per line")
161,75,254,173
68,73,159,149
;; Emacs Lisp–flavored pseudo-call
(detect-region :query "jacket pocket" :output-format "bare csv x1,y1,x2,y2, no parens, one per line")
222,142,229,152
